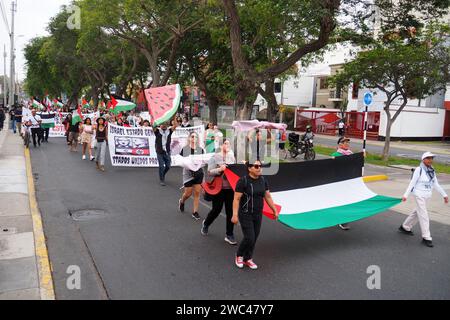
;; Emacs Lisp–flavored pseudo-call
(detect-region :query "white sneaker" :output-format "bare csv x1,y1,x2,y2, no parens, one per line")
245,259,258,270
235,256,244,269
90,156,95,161
82,155,86,160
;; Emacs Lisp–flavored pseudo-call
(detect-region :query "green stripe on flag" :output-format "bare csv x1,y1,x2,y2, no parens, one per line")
41,123,56,129
278,195,401,230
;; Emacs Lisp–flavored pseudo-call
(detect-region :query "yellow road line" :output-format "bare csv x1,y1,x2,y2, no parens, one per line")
24,148,56,300
363,175,389,183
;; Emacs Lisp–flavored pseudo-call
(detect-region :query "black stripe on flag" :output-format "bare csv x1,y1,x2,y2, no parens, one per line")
38,113,56,120
228,152,364,192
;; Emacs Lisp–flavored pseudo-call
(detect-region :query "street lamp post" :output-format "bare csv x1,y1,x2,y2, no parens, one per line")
3,44,7,107
8,1,16,108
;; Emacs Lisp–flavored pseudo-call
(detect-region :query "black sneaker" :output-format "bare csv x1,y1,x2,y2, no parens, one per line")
179,199,185,212
201,220,208,236
399,225,414,236
422,239,434,248
192,212,201,221
225,235,237,245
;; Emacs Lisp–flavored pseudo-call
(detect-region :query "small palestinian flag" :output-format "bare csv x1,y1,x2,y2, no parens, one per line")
72,106,84,125
82,98,90,109
53,99,64,108
224,153,401,230
38,112,56,129
32,99,44,110
110,95,137,115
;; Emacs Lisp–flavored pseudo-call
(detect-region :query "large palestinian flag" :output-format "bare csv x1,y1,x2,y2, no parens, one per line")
224,153,401,230
38,112,56,129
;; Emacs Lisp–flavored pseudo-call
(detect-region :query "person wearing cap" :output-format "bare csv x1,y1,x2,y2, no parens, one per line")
399,152,448,247
331,137,353,157
331,137,354,230
95,117,108,172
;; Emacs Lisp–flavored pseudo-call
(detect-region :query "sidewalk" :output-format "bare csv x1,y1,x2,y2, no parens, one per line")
0,120,54,300
313,133,450,156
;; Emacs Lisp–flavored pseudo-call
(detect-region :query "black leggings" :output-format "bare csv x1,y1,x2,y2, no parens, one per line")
237,212,262,261
204,189,235,236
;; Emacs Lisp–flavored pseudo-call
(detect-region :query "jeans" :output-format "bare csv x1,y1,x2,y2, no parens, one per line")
236,212,262,261
157,152,171,182
96,141,107,166
204,189,235,236
12,119,16,133
16,122,22,136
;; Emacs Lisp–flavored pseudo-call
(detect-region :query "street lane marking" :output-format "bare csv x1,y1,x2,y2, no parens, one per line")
25,148,55,300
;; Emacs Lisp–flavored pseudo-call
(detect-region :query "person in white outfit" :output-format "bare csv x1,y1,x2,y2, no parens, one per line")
399,152,449,247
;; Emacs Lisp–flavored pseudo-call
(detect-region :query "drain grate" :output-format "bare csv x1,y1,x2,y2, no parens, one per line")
69,209,109,221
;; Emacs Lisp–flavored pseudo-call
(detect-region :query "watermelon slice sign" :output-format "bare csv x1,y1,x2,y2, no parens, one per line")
145,84,182,126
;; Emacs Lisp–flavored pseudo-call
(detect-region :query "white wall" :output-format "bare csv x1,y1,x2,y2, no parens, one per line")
255,76,314,109
379,106,445,138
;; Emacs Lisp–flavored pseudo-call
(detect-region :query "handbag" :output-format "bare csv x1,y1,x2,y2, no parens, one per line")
202,176,223,201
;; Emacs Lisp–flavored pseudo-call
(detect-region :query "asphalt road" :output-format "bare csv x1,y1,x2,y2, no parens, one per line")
30,139,450,300
313,136,450,165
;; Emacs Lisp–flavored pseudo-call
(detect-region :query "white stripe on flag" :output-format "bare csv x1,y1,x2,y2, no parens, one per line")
272,178,376,215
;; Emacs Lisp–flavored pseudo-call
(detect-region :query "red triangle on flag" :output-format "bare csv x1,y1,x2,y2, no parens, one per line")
110,96,118,108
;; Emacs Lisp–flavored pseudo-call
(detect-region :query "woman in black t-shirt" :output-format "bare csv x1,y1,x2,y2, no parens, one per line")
232,160,278,270
178,132,205,221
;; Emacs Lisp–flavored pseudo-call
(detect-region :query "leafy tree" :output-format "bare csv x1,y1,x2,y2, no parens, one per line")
80,0,204,87
330,25,450,160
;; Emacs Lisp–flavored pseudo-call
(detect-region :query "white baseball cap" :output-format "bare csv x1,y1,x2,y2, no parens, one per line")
422,152,436,160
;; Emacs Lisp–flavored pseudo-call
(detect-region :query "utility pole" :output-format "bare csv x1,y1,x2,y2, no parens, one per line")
8,0,16,108
3,44,7,107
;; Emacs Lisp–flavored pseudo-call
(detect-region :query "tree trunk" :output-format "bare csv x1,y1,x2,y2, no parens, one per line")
207,96,219,124
234,80,257,120
382,109,392,161
140,48,161,87
258,79,278,122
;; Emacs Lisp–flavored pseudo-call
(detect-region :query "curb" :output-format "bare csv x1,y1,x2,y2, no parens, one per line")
363,175,389,183
24,148,56,300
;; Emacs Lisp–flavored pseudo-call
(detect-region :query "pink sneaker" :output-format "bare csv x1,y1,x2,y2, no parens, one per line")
245,259,258,270
235,256,244,269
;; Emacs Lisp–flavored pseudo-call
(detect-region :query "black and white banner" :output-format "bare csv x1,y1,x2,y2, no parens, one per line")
108,124,206,168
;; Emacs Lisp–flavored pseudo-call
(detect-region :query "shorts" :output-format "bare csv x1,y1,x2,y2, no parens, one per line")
184,171,204,188
68,132,79,143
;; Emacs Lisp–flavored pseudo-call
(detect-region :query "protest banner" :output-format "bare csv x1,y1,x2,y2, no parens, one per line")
107,124,208,168
49,112,69,138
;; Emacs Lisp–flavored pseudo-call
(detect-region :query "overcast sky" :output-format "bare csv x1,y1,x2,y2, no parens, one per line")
0,0,71,81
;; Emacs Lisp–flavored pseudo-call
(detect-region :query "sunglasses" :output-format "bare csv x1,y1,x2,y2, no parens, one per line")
248,164,262,169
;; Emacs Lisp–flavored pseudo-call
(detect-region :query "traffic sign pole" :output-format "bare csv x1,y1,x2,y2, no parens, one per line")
362,92,373,176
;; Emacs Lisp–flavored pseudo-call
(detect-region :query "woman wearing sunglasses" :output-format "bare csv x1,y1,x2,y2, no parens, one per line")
179,132,205,221
232,160,278,270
